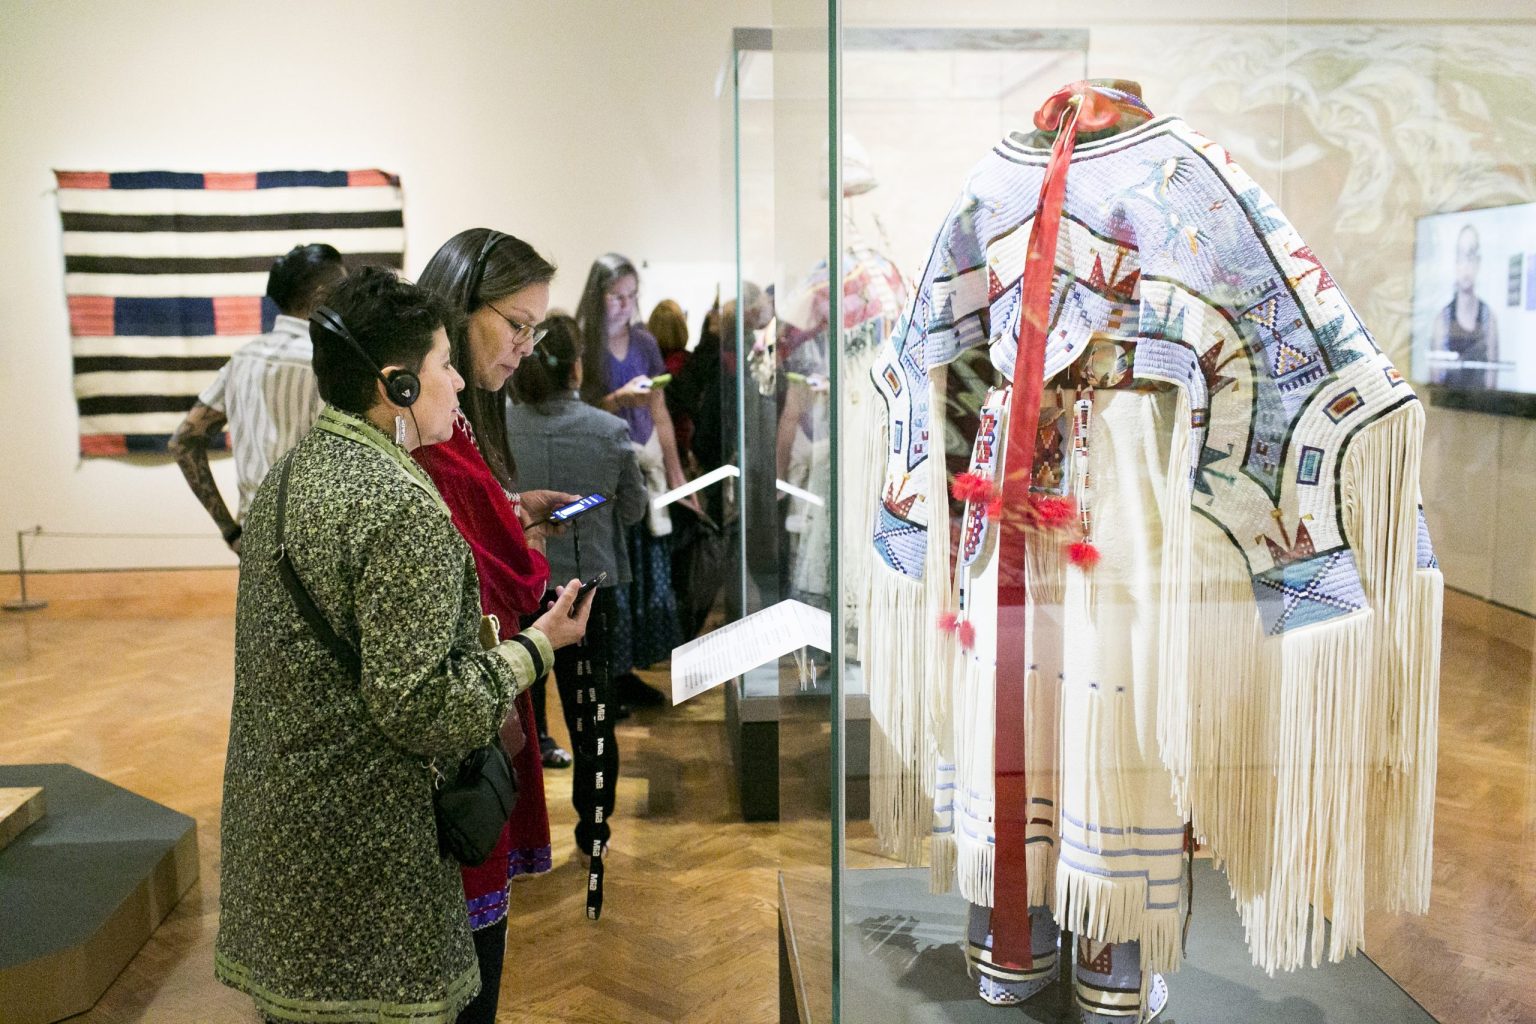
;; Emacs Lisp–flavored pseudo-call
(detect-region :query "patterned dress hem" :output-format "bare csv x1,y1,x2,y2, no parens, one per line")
508,845,553,879
215,950,479,1024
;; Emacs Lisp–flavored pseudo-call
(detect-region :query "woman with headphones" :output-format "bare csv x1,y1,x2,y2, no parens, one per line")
215,267,590,1024
413,228,575,1024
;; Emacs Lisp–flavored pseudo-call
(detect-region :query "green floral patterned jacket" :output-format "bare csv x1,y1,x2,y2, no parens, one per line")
215,409,551,1024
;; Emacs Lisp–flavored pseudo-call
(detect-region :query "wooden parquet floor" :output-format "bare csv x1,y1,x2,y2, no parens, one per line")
1,571,1533,1023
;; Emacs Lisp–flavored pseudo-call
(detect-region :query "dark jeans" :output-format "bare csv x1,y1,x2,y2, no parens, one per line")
456,916,508,1024
549,586,620,851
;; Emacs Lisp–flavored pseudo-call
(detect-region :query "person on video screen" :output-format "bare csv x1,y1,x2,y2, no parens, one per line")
1433,224,1501,389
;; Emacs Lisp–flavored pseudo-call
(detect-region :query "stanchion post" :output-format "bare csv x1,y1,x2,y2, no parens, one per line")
4,527,48,612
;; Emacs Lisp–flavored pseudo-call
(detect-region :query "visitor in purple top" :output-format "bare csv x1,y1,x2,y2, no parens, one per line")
608,318,664,445
575,254,690,709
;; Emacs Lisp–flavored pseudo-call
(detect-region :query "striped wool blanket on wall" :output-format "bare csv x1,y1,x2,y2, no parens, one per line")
55,169,405,456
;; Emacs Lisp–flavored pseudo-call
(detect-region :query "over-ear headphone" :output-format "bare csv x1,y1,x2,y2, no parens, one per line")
311,305,420,408
463,229,506,310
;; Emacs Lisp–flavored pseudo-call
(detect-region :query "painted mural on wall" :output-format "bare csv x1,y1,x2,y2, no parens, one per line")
1111,24,1536,368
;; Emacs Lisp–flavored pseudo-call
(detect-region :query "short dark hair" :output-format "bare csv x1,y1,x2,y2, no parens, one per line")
310,266,452,416
418,228,557,487
266,243,348,317
511,313,581,407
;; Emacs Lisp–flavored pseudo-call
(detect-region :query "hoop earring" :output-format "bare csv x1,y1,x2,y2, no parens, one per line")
394,415,407,446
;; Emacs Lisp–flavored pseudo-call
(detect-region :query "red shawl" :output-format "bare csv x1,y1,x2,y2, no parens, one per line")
414,416,554,921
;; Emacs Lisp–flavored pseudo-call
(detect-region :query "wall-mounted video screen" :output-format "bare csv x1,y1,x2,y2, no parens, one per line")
1411,201,1536,394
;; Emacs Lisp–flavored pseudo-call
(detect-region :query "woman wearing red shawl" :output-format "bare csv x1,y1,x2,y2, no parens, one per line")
414,228,578,1024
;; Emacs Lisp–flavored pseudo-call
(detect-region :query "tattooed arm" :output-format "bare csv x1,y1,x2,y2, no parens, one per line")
168,401,240,554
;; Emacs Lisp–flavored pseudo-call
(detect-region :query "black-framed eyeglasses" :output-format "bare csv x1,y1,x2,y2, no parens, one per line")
485,302,548,345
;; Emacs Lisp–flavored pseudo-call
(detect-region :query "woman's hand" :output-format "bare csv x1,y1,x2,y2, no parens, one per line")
518,489,580,525
530,578,591,650
609,375,654,409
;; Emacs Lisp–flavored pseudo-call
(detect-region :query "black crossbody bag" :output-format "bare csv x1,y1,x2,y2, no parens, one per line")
271,456,517,866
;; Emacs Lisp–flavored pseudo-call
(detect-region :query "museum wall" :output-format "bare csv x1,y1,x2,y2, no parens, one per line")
0,0,762,572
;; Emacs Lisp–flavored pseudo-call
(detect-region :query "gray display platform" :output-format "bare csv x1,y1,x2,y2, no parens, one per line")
0,764,198,1024
836,864,1437,1024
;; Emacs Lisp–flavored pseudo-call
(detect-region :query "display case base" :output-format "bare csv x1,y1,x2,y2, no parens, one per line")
782,862,1439,1023
727,666,870,823
0,764,198,1024
0,786,46,852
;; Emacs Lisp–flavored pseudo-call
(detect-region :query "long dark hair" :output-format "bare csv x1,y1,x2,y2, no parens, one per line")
574,252,638,408
418,228,555,487
511,314,581,408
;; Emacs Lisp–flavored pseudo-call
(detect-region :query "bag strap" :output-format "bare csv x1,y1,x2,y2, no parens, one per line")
274,456,361,677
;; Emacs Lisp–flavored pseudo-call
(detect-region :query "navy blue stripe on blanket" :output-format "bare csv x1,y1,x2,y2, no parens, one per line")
107,171,206,190
108,297,279,336
254,170,350,188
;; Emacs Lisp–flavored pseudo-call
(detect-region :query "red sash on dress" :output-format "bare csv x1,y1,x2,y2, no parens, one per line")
987,82,1124,967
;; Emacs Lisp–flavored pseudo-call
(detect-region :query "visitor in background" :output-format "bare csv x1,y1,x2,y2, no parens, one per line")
666,285,776,638
648,298,694,464
215,266,589,1024
506,312,645,849
670,283,772,520
575,254,689,707
415,228,575,1024
649,298,691,377
169,243,346,553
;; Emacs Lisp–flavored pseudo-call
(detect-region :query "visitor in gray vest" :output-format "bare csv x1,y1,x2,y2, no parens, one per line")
506,312,645,854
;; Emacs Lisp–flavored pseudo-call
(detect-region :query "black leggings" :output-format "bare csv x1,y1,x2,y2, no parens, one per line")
455,916,508,1024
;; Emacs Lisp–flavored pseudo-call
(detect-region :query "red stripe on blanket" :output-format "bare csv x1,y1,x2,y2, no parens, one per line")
348,169,397,187
204,172,259,190
68,296,116,335
55,171,111,189
213,296,262,335
80,434,128,456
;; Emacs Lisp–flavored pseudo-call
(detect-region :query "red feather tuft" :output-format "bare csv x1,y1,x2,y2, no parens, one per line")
950,472,993,503
936,611,959,633
985,497,1003,519
956,619,976,650
1066,541,1101,569
1034,495,1078,529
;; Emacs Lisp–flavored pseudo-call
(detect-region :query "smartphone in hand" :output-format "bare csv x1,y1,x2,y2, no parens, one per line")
528,493,609,529
570,571,608,616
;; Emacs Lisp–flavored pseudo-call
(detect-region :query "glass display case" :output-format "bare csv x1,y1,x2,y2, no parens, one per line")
723,3,1536,1022
721,21,861,828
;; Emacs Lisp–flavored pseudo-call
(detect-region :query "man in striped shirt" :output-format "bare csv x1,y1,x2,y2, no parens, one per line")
169,244,346,553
